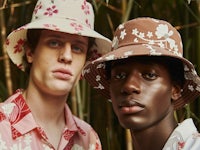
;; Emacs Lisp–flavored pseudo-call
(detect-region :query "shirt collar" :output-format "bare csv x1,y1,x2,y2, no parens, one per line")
163,118,198,149
63,104,86,135
4,89,86,139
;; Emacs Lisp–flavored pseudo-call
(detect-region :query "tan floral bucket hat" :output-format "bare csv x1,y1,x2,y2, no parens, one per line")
5,0,111,71
83,17,200,109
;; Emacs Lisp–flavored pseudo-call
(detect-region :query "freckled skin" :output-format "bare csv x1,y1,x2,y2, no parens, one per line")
109,57,180,150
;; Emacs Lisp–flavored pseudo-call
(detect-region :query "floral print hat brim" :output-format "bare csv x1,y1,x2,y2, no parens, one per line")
83,17,200,110
5,0,111,71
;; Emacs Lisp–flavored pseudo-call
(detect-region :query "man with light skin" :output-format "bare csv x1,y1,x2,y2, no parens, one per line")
83,17,200,150
0,0,111,149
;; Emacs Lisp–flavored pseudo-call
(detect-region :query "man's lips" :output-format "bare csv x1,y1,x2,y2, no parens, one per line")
118,100,145,114
52,68,73,80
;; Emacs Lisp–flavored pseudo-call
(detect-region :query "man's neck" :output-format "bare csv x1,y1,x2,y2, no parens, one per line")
130,112,178,150
22,86,67,149
22,86,67,124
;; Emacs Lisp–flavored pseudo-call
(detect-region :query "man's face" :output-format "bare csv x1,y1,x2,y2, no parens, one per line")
109,57,178,131
26,30,88,96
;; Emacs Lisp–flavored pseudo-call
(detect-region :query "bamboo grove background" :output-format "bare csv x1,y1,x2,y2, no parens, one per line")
0,0,200,149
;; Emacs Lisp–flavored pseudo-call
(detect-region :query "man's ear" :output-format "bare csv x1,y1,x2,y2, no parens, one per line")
171,84,182,101
25,43,33,63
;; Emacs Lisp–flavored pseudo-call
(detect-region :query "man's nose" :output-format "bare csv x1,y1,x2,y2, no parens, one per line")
58,43,72,63
121,73,141,95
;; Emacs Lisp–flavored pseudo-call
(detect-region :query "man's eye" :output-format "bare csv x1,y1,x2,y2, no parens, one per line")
71,45,83,53
48,40,62,48
112,72,126,80
143,72,158,80
71,44,88,54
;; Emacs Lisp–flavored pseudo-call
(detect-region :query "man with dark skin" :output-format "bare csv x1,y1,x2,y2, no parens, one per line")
83,17,200,150
109,56,182,150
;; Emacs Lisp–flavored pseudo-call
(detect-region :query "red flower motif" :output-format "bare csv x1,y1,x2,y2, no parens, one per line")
70,22,83,33
14,39,25,54
43,24,60,31
77,126,86,136
9,95,31,125
82,0,90,15
44,5,58,16
34,1,42,14
96,142,100,150
85,19,91,28
178,141,185,150
0,112,6,122
11,126,22,139
65,139,74,150
5,39,9,45
63,130,75,141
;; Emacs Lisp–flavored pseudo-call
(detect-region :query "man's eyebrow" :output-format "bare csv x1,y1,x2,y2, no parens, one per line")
42,33,88,46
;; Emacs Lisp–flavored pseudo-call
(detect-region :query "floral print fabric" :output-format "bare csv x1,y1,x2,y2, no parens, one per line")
0,89,101,150
163,118,200,150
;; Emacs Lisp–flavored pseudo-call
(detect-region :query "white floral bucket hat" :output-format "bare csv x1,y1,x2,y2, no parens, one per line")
83,17,200,110
5,0,111,71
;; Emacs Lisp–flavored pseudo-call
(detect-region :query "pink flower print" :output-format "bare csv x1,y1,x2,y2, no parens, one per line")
77,126,86,135
43,24,60,31
70,22,83,33
66,139,74,150
82,0,90,15
85,19,91,28
11,126,22,139
96,142,100,150
14,39,25,54
178,141,185,150
63,130,75,141
34,1,42,14
5,39,9,45
11,95,30,124
0,112,6,122
44,5,58,16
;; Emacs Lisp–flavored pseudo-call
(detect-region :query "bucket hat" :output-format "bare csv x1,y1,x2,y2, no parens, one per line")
83,17,200,109
5,0,111,71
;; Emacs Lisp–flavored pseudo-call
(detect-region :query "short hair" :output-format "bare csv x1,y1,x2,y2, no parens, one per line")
23,29,42,74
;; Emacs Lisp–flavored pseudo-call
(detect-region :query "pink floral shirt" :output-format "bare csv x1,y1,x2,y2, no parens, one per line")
0,89,101,150
163,118,200,150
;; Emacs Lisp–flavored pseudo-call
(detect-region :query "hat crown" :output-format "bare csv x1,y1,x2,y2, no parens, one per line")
32,0,94,29
112,18,183,57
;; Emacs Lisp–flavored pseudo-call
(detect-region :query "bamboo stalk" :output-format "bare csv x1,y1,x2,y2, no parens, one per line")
125,129,133,150
122,0,134,22
94,0,122,14
76,82,84,120
0,9,13,96
2,0,8,8
0,1,32,10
